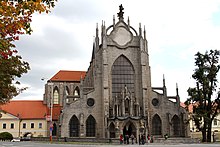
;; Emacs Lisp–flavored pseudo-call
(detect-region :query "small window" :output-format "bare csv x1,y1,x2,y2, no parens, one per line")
152,98,159,106
10,123,14,129
31,123,34,129
23,123,26,129
39,123,42,129
87,98,95,107
2,123,6,129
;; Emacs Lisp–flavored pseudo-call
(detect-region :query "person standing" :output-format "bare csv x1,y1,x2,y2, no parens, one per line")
130,134,135,144
119,134,123,144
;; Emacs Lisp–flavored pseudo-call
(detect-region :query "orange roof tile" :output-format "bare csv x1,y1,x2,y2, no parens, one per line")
50,70,86,82
0,100,47,119
180,102,193,112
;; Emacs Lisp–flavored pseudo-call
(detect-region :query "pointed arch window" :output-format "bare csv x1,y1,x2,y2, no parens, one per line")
172,115,180,136
112,55,135,98
53,87,59,104
65,86,70,103
86,115,96,137
74,86,80,97
69,115,79,137
152,114,162,135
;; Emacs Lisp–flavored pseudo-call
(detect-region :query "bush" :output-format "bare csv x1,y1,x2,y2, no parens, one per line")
0,132,13,141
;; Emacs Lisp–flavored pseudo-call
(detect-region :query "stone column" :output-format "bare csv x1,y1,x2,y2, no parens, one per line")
130,99,133,116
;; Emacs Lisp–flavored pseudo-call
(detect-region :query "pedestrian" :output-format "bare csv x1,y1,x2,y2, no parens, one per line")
124,134,126,144
126,134,129,144
147,134,150,144
138,134,141,145
119,134,123,144
130,133,135,144
141,134,144,145
212,132,216,142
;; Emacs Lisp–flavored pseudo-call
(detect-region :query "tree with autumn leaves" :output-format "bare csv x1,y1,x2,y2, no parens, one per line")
185,50,220,142
0,0,57,104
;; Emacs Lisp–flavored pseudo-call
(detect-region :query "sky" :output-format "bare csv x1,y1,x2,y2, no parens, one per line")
14,0,220,102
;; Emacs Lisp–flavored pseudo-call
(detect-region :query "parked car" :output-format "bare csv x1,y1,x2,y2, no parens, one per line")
11,138,21,142
20,136,31,141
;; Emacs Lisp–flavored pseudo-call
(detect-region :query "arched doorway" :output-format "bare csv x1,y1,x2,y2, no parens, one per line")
52,123,57,136
109,122,116,138
123,122,136,138
172,115,180,137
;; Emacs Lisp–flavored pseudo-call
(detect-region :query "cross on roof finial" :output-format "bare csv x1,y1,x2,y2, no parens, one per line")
117,4,124,20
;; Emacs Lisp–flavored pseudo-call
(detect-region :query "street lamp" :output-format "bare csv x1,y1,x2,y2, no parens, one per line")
48,82,53,143
42,78,53,143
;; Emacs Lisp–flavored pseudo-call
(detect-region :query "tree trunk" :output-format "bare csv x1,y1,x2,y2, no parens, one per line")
207,121,212,142
202,128,206,142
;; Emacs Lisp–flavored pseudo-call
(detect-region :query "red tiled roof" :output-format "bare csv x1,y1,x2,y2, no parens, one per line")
50,70,86,82
180,102,193,112
0,100,47,119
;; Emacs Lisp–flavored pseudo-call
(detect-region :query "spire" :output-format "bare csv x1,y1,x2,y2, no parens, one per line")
144,25,146,40
113,15,115,26
176,83,179,96
96,23,98,38
95,23,99,52
176,83,180,106
163,74,167,96
163,74,166,87
127,16,130,30
117,4,124,21
139,23,142,37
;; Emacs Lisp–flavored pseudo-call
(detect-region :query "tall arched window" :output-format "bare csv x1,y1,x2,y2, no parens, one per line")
152,114,162,135
86,115,96,137
112,55,135,98
69,115,79,137
53,87,59,104
172,115,180,136
74,86,80,97
65,86,70,103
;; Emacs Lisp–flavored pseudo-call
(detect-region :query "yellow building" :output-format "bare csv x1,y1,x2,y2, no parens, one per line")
0,100,49,138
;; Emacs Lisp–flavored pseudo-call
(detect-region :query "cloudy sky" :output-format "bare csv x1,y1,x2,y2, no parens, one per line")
14,0,220,102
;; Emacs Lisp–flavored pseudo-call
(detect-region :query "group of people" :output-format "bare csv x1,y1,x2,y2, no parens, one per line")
139,134,151,145
120,134,135,144
119,133,152,145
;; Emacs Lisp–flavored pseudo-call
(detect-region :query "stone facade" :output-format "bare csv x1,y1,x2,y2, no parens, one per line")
44,5,189,139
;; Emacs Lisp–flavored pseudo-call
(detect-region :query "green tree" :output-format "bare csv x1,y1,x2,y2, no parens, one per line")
0,0,57,104
185,49,220,142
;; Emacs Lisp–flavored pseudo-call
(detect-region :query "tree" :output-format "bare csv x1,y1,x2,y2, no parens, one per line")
185,49,220,142
0,0,57,104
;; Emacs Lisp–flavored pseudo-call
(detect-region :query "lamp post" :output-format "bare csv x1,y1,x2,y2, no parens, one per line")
48,82,53,143
42,78,53,143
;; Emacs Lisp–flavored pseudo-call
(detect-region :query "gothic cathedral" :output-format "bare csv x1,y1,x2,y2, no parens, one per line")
44,5,188,139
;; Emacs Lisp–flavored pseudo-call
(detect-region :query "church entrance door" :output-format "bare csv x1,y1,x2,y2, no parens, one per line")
123,122,136,138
